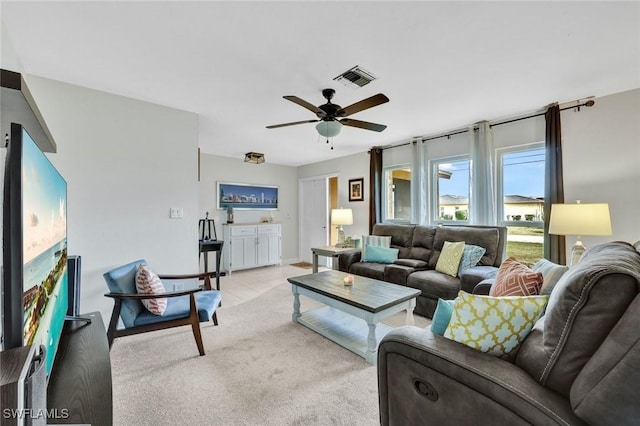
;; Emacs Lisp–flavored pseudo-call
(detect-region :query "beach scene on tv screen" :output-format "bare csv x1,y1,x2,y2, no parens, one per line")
22,130,68,374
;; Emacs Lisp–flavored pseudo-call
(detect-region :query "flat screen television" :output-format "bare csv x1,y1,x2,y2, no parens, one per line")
2,122,68,377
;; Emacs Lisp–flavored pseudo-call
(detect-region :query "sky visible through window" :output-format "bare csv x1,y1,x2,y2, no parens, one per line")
438,149,544,198
503,149,545,198
438,160,469,196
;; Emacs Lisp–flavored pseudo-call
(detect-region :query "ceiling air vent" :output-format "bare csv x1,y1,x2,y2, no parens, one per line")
333,65,376,89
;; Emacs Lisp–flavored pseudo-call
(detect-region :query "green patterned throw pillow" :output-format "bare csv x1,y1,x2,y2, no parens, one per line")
444,291,548,357
435,241,465,277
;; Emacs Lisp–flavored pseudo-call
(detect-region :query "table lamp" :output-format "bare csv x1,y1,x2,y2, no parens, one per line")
548,201,612,267
331,208,353,247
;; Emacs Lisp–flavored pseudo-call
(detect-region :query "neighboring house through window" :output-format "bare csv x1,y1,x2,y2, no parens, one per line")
430,156,470,223
383,165,411,222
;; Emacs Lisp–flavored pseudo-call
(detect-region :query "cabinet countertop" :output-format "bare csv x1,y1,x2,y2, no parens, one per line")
223,222,281,226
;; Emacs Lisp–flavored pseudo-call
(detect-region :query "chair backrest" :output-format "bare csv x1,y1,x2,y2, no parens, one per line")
103,259,147,328
514,242,640,416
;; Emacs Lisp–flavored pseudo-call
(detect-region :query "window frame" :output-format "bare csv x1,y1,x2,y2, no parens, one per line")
382,164,412,224
496,142,545,229
429,155,470,225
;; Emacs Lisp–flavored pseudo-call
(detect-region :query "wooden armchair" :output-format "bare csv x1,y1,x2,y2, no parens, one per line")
103,259,221,356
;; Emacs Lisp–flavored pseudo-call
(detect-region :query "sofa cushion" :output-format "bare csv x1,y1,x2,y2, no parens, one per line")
531,259,569,296
515,241,640,397
349,261,386,281
373,223,415,259
435,241,465,277
363,244,399,263
408,225,437,263
444,291,548,358
407,270,460,300
432,226,500,268
394,258,428,269
490,257,543,297
361,235,392,262
384,264,416,286
457,244,486,277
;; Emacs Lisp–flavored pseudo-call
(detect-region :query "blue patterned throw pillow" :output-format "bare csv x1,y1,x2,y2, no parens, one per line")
457,244,487,277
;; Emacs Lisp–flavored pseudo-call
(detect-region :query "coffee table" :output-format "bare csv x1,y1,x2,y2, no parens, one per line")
287,270,421,365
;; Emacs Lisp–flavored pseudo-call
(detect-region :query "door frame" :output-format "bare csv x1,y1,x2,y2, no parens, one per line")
298,173,338,263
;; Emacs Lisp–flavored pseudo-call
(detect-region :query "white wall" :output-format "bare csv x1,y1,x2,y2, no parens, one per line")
198,153,298,263
562,88,640,248
23,75,200,323
298,151,370,240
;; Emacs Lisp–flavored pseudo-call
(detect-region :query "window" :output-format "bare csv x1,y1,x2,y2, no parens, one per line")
498,144,545,265
431,156,470,223
383,165,411,222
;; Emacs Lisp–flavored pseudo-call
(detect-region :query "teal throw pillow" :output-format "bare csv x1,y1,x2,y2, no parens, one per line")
457,244,487,277
430,298,456,335
363,244,399,264
361,235,392,262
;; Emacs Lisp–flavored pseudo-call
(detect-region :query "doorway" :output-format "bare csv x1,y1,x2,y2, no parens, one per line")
298,174,339,265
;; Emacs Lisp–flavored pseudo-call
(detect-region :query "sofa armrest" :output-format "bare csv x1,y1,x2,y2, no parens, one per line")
473,278,495,295
338,249,362,272
378,327,584,426
460,265,499,293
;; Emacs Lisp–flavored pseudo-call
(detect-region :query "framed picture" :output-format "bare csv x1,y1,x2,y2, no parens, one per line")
348,178,364,202
217,182,278,210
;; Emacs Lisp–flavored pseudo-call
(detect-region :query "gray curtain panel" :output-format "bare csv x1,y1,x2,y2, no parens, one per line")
369,147,383,233
544,104,566,264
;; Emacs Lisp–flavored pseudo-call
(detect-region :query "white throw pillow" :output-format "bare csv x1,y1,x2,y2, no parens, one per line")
135,264,168,315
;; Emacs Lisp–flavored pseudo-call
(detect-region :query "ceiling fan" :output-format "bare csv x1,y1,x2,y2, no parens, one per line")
266,88,389,137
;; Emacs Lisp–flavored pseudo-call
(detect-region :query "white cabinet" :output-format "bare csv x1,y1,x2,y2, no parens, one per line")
223,223,281,273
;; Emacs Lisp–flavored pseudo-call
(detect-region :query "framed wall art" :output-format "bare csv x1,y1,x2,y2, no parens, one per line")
217,181,278,210
348,178,364,202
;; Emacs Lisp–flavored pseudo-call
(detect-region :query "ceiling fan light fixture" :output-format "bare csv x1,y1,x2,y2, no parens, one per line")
244,152,265,164
315,120,342,138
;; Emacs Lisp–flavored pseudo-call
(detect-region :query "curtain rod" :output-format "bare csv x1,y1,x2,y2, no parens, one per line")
380,98,595,151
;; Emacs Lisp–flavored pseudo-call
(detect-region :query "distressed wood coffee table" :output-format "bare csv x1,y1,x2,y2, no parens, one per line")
288,270,421,365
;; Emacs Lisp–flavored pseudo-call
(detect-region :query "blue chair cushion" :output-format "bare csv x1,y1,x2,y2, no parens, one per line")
134,290,221,327
103,259,147,328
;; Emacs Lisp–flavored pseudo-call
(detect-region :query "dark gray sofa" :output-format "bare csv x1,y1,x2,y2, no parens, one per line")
377,241,640,425
338,223,507,318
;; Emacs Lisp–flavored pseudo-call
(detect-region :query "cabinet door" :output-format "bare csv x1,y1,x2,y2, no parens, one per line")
242,237,257,268
267,235,281,264
257,235,269,265
231,236,257,269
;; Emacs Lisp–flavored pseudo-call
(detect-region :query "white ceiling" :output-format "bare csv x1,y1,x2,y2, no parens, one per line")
2,1,639,167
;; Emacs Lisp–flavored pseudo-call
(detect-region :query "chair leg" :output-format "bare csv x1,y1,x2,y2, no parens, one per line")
212,311,218,326
189,293,205,356
107,300,122,349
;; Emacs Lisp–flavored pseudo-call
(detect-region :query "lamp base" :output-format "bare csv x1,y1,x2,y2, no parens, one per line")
336,226,346,247
569,237,586,267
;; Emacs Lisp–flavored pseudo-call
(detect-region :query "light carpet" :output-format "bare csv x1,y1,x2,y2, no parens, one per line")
110,282,428,425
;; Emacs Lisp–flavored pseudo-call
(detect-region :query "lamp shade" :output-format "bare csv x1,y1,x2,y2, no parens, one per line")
316,121,342,138
548,203,612,236
331,208,353,226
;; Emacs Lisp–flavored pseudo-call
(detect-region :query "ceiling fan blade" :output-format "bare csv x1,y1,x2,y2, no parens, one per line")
283,96,326,117
340,118,387,132
266,119,319,129
338,93,389,117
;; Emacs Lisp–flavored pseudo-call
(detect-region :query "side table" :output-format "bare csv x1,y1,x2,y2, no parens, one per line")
310,246,361,273
199,239,224,291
